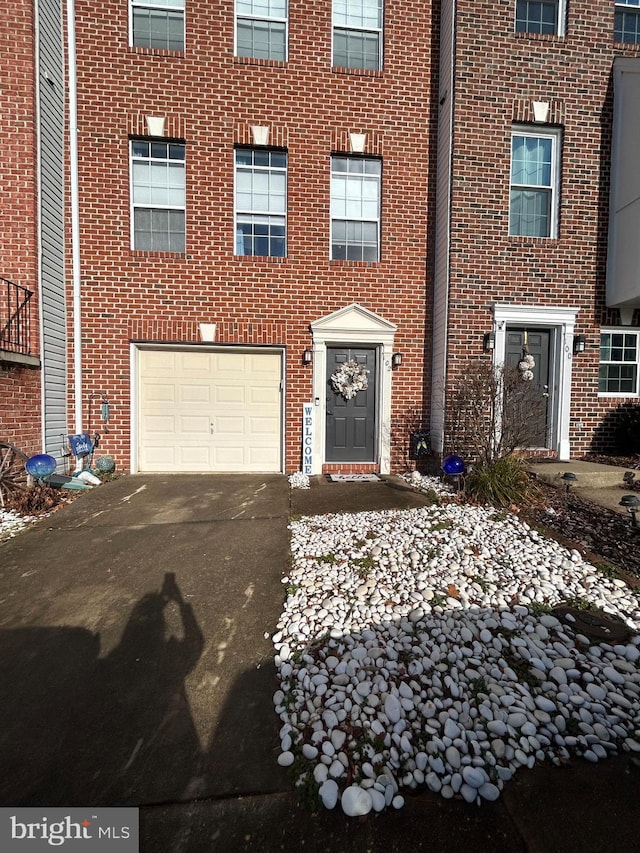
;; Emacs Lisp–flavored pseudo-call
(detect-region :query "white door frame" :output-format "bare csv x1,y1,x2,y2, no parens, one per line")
309,304,397,474
492,304,579,461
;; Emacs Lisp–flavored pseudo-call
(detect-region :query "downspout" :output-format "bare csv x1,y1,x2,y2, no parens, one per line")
66,0,82,433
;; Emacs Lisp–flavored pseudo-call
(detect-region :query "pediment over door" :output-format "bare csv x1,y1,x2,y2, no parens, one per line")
310,303,397,344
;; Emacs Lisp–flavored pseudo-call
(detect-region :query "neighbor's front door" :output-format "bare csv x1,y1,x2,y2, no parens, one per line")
326,347,376,463
505,327,551,447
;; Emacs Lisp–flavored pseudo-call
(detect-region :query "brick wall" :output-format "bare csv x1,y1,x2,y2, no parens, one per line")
1,0,41,455
445,0,640,457
69,0,437,473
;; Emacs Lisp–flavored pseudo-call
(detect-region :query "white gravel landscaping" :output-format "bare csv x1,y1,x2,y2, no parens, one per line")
0,508,36,542
274,494,640,816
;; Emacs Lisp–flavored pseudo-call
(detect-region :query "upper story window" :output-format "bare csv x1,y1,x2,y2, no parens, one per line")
509,128,560,238
131,140,186,252
236,0,287,61
599,331,640,395
515,1,564,36
331,156,381,261
333,0,383,70
131,0,185,51
235,149,287,256
615,1,640,44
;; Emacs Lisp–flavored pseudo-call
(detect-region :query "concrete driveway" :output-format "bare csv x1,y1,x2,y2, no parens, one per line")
0,474,292,806
2,473,640,853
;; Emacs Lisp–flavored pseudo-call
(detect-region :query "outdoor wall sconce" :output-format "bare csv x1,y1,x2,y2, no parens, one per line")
391,352,403,368
303,349,313,364
483,332,495,352
561,471,578,493
573,334,586,355
620,494,640,529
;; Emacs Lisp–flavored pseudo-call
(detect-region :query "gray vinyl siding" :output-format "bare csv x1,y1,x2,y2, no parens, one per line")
37,0,68,463
430,0,455,454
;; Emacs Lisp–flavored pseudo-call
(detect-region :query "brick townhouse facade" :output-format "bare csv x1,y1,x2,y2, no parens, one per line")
3,1,640,479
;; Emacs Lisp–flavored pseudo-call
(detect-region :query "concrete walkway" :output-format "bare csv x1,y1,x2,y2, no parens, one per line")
0,472,638,852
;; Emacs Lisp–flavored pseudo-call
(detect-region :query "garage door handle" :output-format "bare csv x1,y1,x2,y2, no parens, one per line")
210,422,215,434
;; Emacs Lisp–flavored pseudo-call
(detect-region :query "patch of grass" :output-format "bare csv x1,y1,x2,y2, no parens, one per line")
317,553,337,565
471,575,491,593
503,653,541,692
528,601,554,615
594,562,618,579
429,593,447,608
562,596,598,612
352,556,375,578
469,676,489,702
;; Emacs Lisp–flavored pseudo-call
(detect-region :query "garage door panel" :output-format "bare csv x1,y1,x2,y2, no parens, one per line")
214,385,246,405
214,416,244,434
180,384,212,404
143,415,177,435
142,383,177,404
139,349,282,473
180,416,210,435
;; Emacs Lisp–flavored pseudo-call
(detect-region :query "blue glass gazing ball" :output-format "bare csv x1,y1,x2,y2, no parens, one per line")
442,455,465,476
25,454,57,479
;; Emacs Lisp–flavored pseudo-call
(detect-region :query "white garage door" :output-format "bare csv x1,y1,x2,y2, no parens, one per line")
138,349,282,472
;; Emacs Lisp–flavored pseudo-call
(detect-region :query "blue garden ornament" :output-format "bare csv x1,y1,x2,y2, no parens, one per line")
25,454,57,480
442,455,465,476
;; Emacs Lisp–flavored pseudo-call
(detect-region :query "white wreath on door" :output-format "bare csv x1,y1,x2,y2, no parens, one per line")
330,359,369,400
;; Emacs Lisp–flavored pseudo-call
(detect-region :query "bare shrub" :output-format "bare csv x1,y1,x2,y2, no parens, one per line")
445,358,548,465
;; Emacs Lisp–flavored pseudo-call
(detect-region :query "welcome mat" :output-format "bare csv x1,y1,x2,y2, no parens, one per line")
327,474,382,483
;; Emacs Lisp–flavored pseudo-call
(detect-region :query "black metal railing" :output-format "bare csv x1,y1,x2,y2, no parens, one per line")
1,277,33,355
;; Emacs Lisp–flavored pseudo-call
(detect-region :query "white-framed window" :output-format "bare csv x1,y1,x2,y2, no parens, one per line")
131,140,186,252
235,148,287,256
330,156,381,261
131,0,185,51
332,0,383,70
509,127,561,238
236,0,287,61
599,331,640,395
515,1,564,36
615,1,640,44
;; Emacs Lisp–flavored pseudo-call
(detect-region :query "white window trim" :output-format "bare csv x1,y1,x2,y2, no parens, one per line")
598,328,640,397
129,0,186,51
129,140,186,251
234,0,289,61
615,1,640,44
234,148,288,256
330,156,381,261
510,125,561,240
331,0,384,69
514,0,566,38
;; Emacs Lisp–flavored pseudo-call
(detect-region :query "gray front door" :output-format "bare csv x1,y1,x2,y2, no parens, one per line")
506,327,551,447
326,347,376,462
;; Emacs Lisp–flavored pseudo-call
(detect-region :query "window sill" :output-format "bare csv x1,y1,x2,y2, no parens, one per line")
513,32,564,42
129,46,184,58
234,56,287,68
234,254,287,262
332,66,383,78
330,259,379,267
613,41,640,50
507,235,556,245
130,250,187,259
597,392,640,399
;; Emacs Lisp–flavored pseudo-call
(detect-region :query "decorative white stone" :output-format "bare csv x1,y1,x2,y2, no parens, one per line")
319,779,339,809
341,785,373,816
